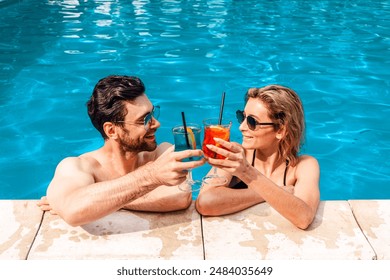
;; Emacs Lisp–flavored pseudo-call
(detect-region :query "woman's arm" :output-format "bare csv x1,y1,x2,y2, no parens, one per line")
202,139,320,229
195,148,264,216
196,184,264,216
242,155,320,229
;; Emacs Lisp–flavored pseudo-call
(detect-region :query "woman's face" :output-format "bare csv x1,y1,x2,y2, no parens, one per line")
239,98,280,150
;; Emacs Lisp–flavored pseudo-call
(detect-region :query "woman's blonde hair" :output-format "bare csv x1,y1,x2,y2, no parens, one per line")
245,85,305,166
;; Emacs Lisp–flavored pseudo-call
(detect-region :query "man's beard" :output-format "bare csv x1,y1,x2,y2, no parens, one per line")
119,129,157,153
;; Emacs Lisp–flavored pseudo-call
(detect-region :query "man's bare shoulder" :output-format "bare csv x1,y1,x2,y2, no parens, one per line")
55,152,99,176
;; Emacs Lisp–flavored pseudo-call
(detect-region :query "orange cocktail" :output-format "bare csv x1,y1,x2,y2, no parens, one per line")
202,118,232,159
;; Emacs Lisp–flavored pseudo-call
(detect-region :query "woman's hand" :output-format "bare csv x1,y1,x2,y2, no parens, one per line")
282,185,294,194
205,138,251,178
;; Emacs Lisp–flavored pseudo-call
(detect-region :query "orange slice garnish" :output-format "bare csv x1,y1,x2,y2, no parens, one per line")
186,127,196,149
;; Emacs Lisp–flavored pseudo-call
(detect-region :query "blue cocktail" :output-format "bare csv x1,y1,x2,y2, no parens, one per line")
172,124,202,192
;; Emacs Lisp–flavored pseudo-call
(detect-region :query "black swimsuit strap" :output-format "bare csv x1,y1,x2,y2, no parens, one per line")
251,150,256,166
252,150,289,186
283,159,289,186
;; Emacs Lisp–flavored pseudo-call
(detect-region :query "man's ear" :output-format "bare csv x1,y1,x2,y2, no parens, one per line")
103,122,119,140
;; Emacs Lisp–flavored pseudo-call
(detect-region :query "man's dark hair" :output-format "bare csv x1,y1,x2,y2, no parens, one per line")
87,75,145,139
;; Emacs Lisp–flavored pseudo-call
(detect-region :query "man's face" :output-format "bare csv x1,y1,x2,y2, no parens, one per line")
118,94,160,153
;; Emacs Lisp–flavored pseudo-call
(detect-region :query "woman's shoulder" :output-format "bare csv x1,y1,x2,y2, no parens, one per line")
296,154,320,171
297,154,318,162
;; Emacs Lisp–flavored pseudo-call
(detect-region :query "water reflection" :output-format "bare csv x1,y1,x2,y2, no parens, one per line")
0,0,389,199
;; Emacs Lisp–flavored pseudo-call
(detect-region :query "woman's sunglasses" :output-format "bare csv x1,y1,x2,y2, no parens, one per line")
236,110,275,131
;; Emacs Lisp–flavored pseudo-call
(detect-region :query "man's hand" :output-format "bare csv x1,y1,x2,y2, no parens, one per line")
150,145,206,186
36,196,57,215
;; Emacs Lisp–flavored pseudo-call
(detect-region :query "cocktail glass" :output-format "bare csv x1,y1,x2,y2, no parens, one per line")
172,124,202,192
202,118,232,186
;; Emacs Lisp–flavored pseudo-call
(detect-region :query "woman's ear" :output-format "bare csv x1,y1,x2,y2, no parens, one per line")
275,124,287,140
103,122,118,140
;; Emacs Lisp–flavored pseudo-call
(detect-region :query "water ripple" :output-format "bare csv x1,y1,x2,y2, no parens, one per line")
0,0,389,199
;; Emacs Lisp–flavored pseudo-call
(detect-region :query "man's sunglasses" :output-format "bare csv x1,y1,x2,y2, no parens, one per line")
116,105,160,131
236,110,275,131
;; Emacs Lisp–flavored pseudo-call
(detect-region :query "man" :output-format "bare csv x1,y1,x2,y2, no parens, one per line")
37,75,205,226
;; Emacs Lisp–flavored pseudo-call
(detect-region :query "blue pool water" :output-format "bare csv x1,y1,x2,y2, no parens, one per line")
0,0,389,200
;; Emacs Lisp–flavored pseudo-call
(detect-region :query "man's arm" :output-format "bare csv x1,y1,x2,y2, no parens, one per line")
46,156,161,226
47,145,204,226
122,185,192,212
122,143,194,212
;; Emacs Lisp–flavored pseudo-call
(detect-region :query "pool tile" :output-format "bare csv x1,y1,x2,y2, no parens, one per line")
202,201,376,260
28,201,203,259
349,199,390,260
0,200,43,260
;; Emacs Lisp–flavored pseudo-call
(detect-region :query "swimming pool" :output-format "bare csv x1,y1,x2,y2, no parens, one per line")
0,0,389,200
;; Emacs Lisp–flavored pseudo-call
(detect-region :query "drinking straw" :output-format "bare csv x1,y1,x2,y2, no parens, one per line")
218,91,226,125
181,112,190,148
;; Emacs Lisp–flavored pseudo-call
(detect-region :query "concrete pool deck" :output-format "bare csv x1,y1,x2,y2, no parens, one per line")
1,199,389,260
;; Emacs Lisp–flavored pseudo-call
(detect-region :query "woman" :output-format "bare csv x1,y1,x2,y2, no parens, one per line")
195,85,320,229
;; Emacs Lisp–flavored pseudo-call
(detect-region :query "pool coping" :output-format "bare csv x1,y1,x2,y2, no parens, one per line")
1,199,389,260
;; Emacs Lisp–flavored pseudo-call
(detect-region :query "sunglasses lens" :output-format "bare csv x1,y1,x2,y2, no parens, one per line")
153,105,160,120
144,106,160,130
144,113,152,129
236,110,245,124
247,116,256,130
